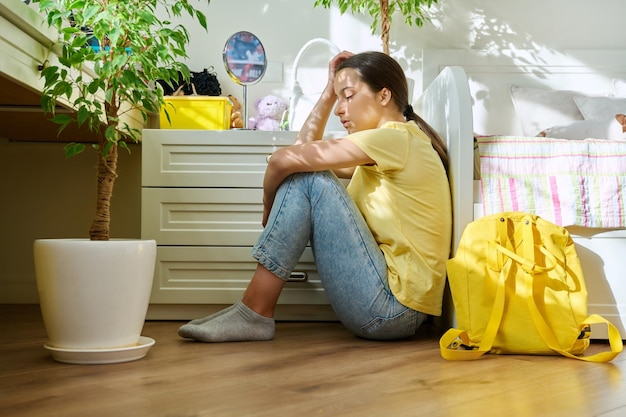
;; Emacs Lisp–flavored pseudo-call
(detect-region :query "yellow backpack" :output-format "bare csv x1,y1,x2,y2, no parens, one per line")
440,212,623,362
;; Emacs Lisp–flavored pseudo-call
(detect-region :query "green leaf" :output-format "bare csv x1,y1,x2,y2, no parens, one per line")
104,88,113,104
172,1,183,16
40,95,56,113
77,106,90,126
88,79,101,94
71,34,87,48
83,4,101,21
104,124,118,143
118,140,130,153
139,9,156,25
64,142,86,158
101,140,115,158
51,113,73,125
40,66,60,84
195,10,207,30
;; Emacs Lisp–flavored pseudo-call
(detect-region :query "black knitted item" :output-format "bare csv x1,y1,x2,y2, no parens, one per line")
157,67,221,96
191,68,222,96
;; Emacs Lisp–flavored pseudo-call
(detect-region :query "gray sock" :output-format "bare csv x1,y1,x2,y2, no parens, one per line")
186,303,238,326
178,301,275,342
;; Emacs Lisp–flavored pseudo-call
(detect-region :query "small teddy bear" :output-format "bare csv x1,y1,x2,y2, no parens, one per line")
227,94,244,129
248,95,288,131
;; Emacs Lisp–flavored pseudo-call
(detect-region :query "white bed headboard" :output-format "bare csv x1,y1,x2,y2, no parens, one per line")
415,66,473,329
415,66,474,254
421,49,626,136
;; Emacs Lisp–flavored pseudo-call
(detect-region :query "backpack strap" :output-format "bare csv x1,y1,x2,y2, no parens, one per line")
524,277,623,362
516,218,623,361
439,260,510,360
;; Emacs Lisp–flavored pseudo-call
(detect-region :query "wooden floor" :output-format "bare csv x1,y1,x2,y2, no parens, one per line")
1,305,625,417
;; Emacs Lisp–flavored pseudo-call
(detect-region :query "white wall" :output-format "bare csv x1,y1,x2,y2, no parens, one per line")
4,0,626,303
173,0,626,107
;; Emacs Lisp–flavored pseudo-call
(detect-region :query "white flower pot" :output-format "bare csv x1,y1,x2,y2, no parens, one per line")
34,239,157,364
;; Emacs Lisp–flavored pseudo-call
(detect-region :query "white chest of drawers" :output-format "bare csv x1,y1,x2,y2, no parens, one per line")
141,129,335,320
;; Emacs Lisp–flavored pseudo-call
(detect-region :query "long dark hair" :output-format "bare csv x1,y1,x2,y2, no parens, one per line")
336,52,449,175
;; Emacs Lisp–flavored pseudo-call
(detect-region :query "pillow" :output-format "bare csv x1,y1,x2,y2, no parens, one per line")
612,78,626,97
510,85,585,136
537,116,626,140
574,96,626,121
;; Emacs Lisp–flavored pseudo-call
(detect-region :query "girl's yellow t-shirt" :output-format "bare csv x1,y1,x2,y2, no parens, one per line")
345,120,452,316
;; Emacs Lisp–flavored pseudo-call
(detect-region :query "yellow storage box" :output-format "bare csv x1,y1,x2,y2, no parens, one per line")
159,96,232,130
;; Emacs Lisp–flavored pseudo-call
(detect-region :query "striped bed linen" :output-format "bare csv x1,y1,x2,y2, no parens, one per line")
477,136,626,228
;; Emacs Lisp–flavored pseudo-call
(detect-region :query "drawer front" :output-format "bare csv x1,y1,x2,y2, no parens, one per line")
142,129,298,187
142,187,263,246
150,246,328,305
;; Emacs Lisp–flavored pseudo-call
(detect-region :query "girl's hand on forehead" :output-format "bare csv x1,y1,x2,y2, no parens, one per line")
328,51,354,83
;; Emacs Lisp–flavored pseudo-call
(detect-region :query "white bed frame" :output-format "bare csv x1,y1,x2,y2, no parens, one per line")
417,49,626,339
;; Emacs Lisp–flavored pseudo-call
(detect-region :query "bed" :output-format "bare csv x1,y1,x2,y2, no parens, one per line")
416,49,626,339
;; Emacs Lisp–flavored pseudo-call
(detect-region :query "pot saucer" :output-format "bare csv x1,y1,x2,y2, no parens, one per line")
44,336,155,364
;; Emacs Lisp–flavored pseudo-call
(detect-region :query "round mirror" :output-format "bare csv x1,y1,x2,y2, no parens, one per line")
222,31,267,85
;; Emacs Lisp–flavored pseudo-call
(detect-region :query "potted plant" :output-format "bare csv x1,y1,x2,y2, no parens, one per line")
313,0,440,54
32,0,211,364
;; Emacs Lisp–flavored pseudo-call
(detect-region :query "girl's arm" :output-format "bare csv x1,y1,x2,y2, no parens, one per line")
294,51,354,145
262,139,373,226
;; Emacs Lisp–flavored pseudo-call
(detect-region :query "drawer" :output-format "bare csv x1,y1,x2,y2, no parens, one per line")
142,129,298,187
149,246,328,305
142,187,263,246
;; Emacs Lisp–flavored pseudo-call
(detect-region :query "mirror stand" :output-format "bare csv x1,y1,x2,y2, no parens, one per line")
242,84,249,129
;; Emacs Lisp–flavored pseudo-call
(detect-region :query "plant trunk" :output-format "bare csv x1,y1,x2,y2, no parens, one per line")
89,143,118,241
380,0,390,55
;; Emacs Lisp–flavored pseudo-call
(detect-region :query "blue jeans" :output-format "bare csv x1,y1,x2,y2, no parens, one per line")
251,171,426,340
